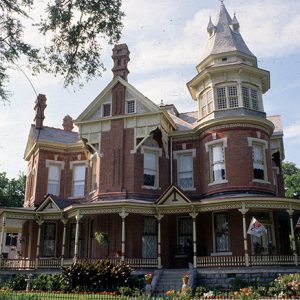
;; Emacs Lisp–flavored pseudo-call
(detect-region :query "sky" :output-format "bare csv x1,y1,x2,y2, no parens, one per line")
0,0,300,178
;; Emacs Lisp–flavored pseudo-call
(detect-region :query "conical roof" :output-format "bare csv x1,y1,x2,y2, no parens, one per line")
202,2,255,59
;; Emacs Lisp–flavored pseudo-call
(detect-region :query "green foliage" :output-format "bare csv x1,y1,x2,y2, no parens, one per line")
94,231,109,246
195,285,206,297
0,0,124,103
31,274,63,291
0,172,26,207
283,161,300,199
268,273,300,298
4,274,27,291
230,276,248,291
62,259,132,292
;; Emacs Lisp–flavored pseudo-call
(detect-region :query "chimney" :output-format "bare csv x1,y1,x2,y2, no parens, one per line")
62,115,74,131
111,44,130,81
34,94,47,129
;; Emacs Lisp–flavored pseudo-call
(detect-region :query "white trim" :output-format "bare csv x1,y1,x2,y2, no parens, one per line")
208,179,228,186
141,146,162,157
173,149,196,159
69,160,88,170
45,160,65,169
205,138,228,152
247,137,268,149
126,99,136,114
252,179,270,184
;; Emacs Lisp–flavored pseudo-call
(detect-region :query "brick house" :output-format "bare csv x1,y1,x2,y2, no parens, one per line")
0,2,299,273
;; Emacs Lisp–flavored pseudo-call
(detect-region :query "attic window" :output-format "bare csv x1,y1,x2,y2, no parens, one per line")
126,100,135,114
103,103,111,117
222,57,227,62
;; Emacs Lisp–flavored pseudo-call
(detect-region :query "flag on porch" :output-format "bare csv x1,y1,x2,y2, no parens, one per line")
247,217,267,237
295,216,300,230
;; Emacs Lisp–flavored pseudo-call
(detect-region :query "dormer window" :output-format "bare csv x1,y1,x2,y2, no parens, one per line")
222,57,227,62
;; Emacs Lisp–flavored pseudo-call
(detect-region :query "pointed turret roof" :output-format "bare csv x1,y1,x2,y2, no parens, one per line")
202,2,255,59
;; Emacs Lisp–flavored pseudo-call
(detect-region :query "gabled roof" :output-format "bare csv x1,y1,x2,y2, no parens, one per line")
75,75,159,123
156,185,192,205
36,194,82,212
202,3,255,60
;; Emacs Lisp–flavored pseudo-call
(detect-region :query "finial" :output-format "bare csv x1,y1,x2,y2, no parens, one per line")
219,0,224,4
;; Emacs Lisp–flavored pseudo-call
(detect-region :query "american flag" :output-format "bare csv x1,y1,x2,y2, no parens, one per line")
247,217,267,237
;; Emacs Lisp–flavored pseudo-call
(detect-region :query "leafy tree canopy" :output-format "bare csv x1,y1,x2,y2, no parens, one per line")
0,172,26,207
0,0,124,102
282,161,300,199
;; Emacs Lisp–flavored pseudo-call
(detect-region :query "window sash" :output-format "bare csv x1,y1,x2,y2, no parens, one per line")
42,223,56,257
127,100,135,114
72,164,86,197
144,151,158,187
178,154,193,189
214,213,229,252
252,144,265,180
47,164,60,196
217,87,227,109
103,103,111,117
210,144,226,182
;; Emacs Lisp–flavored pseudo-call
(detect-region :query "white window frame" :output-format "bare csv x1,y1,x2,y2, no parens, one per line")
199,89,213,119
102,103,111,117
216,84,238,110
205,138,228,185
70,161,88,198
242,85,260,111
247,137,269,183
126,99,136,114
45,160,65,196
174,149,196,190
141,146,162,190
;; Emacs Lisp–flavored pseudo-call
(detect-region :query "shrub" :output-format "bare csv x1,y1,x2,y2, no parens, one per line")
62,259,132,292
268,273,300,298
31,274,63,291
4,274,27,291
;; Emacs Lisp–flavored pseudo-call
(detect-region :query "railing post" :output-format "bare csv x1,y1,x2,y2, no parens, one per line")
74,212,82,264
35,218,44,269
61,218,68,267
189,211,198,268
119,208,128,263
155,213,164,269
238,204,249,267
287,207,298,266
0,213,6,267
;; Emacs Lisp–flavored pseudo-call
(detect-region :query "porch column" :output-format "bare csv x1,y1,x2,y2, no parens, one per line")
287,207,298,266
61,218,68,267
35,218,44,269
189,212,198,268
0,213,6,260
119,208,128,263
74,212,82,264
238,204,249,267
155,213,164,269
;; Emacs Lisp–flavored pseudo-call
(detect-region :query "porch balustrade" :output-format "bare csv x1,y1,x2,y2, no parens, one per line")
0,255,297,270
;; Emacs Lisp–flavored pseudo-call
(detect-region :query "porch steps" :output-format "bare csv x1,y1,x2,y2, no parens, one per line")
153,269,187,296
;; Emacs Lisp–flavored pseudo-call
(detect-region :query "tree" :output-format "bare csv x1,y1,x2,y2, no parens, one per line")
282,161,300,199
0,172,26,207
0,0,124,102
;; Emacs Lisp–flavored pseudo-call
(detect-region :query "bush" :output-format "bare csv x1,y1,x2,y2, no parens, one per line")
62,259,132,292
268,273,300,298
31,274,63,291
4,274,27,291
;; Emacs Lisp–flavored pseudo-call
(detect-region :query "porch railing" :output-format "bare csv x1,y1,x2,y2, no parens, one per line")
197,255,297,268
124,258,158,268
37,258,61,269
197,255,245,267
0,258,35,269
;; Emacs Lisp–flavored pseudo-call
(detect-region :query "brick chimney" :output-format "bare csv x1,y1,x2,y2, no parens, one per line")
62,115,74,131
34,94,47,129
111,44,130,81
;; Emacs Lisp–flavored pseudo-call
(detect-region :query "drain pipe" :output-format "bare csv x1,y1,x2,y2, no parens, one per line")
170,137,173,184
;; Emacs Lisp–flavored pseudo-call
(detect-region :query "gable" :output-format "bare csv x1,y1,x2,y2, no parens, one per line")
75,76,159,123
36,195,61,212
156,185,191,206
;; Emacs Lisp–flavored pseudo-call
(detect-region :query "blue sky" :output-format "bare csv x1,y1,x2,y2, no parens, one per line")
0,0,300,178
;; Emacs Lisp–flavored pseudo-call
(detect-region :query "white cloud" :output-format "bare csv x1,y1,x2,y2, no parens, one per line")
284,121,300,143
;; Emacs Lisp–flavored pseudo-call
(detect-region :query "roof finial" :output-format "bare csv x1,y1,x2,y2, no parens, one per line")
219,0,225,5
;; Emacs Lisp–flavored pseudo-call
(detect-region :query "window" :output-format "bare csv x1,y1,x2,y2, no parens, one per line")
242,86,259,110
252,144,265,180
5,233,17,246
143,151,158,187
211,144,226,182
214,212,230,252
102,103,111,117
42,223,56,257
206,138,228,184
177,152,194,189
142,217,157,258
216,85,238,110
248,138,268,182
72,164,86,197
126,100,135,114
199,89,213,118
47,164,61,196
